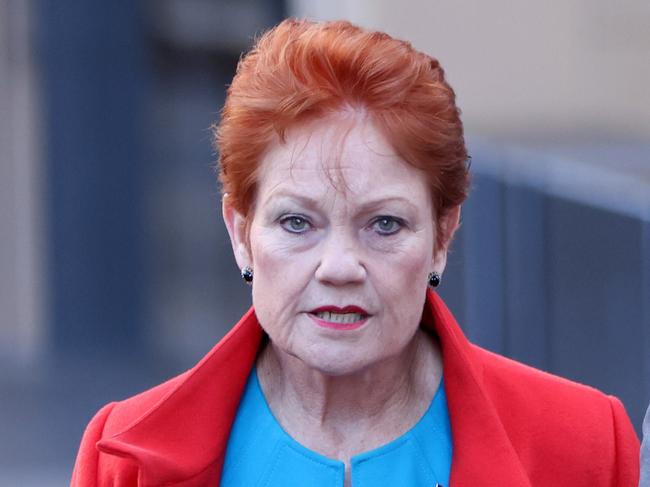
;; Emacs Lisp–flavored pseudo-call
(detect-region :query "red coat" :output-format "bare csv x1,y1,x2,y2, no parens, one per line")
71,291,640,486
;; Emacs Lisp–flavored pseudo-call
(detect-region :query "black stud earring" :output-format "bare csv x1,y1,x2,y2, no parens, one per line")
241,266,253,284
428,272,441,288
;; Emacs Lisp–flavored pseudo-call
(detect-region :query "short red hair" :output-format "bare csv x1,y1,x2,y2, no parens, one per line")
214,19,470,241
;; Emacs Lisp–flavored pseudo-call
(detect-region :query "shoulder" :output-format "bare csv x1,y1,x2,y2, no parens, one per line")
473,344,609,409
472,345,639,483
472,343,628,429
71,310,263,485
71,372,188,486
100,371,190,437
71,401,118,485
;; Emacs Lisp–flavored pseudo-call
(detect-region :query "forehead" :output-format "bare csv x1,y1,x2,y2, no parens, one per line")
256,116,430,204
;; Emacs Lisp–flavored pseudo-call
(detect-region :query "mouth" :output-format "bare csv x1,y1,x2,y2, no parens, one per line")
308,306,370,330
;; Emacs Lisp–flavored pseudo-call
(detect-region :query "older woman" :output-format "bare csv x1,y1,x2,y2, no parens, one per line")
642,404,650,486
72,19,639,486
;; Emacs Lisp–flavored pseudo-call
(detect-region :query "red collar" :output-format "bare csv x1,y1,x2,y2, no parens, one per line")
98,291,531,486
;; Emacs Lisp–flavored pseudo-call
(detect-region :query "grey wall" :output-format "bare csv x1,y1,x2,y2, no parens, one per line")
439,143,650,430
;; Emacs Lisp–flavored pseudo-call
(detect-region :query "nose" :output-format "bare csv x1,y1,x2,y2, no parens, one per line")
314,227,366,286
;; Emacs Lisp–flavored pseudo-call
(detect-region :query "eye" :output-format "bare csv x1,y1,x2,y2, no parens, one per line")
371,216,404,235
279,214,312,234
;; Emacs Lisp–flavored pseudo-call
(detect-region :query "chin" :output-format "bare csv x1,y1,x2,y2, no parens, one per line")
296,347,377,377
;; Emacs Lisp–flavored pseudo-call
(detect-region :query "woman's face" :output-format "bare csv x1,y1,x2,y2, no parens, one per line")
225,115,457,376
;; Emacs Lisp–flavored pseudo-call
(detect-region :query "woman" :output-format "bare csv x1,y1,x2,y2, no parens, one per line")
72,19,639,486
642,404,650,486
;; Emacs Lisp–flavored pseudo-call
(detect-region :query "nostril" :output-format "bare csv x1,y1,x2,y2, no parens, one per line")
314,257,367,285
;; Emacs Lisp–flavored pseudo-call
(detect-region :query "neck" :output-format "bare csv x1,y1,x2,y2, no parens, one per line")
256,329,442,460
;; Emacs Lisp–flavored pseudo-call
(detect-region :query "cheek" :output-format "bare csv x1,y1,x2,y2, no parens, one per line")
376,236,432,290
249,229,314,324
250,226,297,277
251,244,290,308
373,237,432,339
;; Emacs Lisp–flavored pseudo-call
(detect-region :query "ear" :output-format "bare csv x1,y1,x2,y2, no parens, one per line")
222,194,252,271
432,205,461,275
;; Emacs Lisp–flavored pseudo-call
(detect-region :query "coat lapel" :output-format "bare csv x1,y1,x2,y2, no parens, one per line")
97,308,264,486
423,291,532,486
97,292,531,486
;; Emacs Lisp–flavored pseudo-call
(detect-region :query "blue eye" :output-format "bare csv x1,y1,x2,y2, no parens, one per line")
372,216,403,235
279,215,311,234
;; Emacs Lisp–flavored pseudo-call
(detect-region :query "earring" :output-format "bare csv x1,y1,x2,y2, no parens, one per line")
428,272,441,288
241,266,253,284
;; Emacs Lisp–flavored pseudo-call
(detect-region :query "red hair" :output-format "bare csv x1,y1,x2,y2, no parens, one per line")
214,19,470,243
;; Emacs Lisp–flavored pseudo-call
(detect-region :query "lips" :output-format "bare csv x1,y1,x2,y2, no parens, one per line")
308,305,370,330
310,305,369,315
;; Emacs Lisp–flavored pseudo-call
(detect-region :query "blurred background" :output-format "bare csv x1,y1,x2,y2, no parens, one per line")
1,0,649,484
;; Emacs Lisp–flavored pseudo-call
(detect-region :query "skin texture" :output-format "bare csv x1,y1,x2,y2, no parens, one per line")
223,112,460,485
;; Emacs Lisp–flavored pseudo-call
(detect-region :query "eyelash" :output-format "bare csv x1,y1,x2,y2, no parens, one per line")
278,214,312,234
278,214,406,236
369,216,405,236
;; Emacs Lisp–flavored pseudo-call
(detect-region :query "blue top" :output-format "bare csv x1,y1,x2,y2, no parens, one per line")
222,368,453,486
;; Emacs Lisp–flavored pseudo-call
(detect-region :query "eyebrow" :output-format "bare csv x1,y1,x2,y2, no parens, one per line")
261,191,322,211
262,190,419,214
